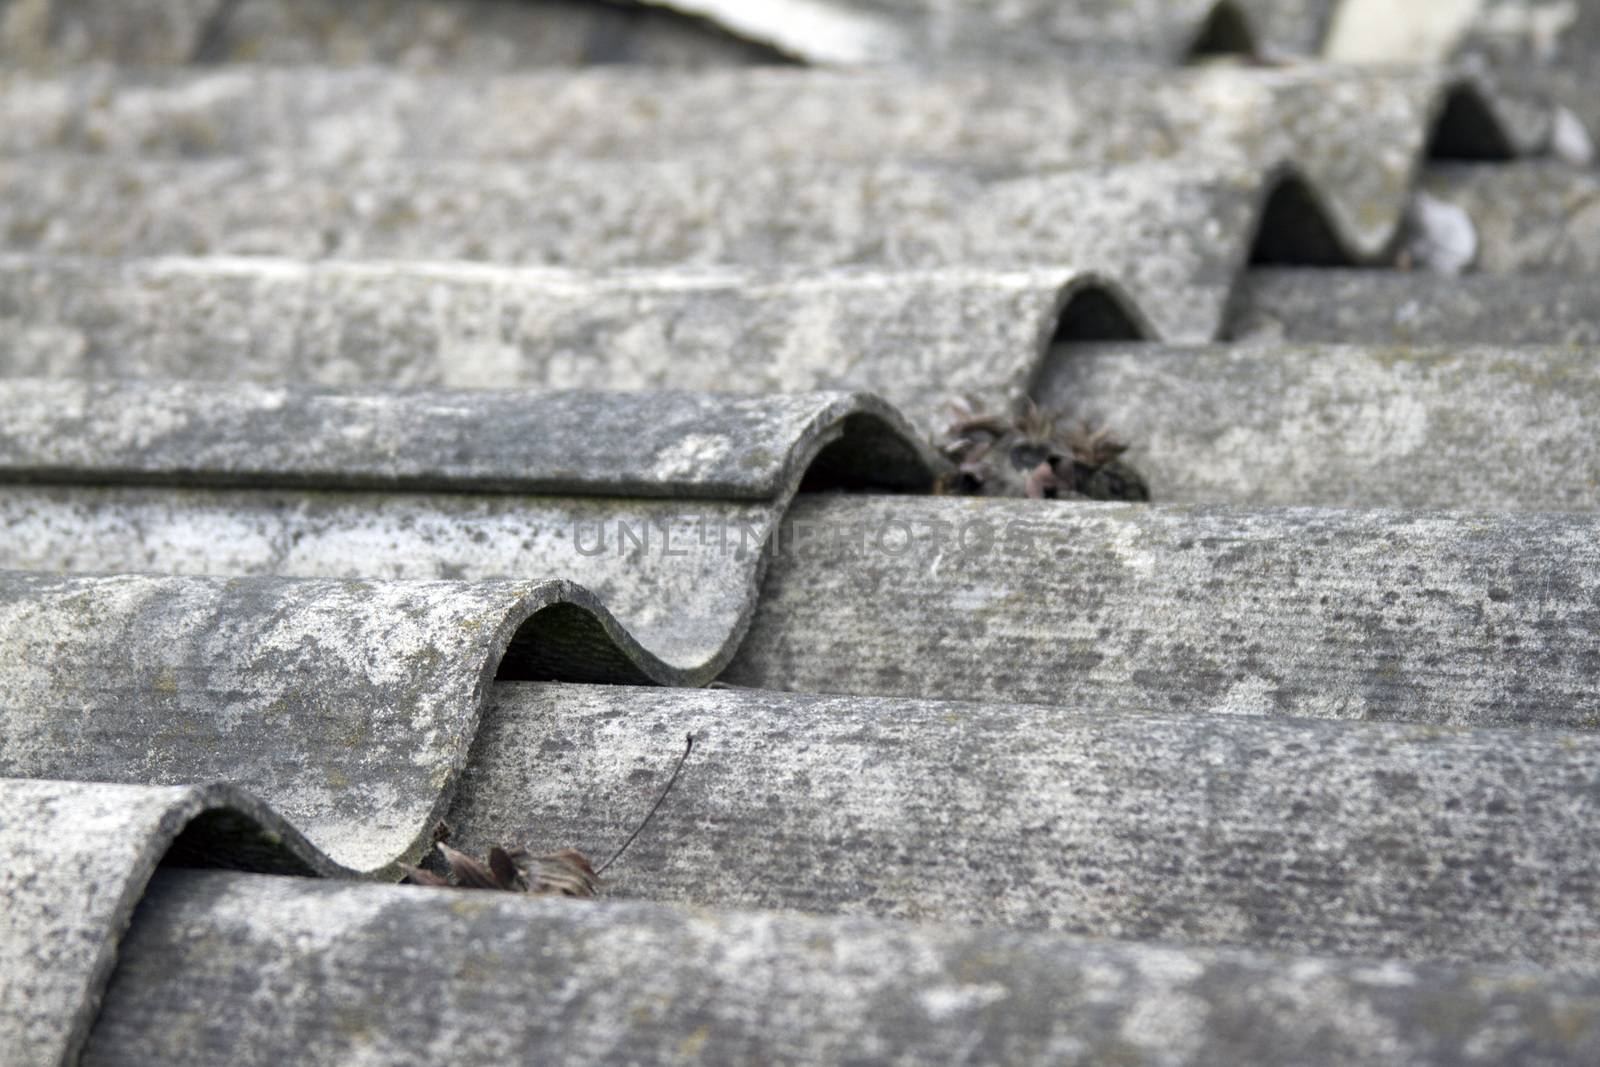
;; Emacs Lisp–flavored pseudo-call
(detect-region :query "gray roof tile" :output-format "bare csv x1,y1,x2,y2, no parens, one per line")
0,155,1279,340
725,495,1600,727
1230,268,1600,344
450,680,1600,964
84,867,1600,1065
0,778,341,1067
0,572,677,873
0,65,1554,261
1034,341,1600,509
1422,161,1600,273
0,257,1139,430
0,383,938,685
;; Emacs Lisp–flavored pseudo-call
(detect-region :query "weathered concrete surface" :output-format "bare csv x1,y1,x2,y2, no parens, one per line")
0,65,1550,258
450,682,1600,965
1034,341,1600,510
0,0,783,69
85,868,1600,1066
0,257,1143,427
0,0,1335,68
0,779,340,1067
0,572,685,873
0,381,939,675
1421,162,1600,273
1459,0,1600,70
1229,269,1600,344
0,380,935,499
723,495,1600,727
0,155,1301,341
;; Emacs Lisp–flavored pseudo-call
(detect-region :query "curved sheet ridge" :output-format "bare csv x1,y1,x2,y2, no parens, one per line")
0,778,347,1067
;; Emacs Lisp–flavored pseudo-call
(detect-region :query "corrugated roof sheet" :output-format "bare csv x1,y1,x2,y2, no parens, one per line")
446,681,1600,963
82,868,1600,1064
723,496,1600,725
0,779,340,1067
1230,268,1600,343
1035,341,1600,509
3,0,1600,1063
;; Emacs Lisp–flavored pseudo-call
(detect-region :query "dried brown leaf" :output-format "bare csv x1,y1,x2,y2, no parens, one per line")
398,863,451,888
439,843,504,890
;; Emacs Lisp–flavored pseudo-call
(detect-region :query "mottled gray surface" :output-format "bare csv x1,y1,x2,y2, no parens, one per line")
0,0,784,69
0,257,1137,429
0,65,1549,260
86,868,1600,1066
0,154,1292,341
1422,161,1600,273
0,382,939,676
0,572,683,874
0,379,934,498
451,682,1600,965
0,779,340,1067
1035,341,1600,509
1459,0,1600,72
1230,269,1600,343
725,495,1600,727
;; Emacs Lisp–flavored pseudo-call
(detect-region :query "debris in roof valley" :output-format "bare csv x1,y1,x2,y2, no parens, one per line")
3,1,1600,1065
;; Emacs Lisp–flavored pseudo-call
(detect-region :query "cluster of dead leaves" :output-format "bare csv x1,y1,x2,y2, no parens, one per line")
400,734,694,899
402,842,601,896
935,400,1150,502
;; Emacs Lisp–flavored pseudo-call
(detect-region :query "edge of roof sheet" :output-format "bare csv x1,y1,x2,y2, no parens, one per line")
0,386,945,876
0,380,941,499
0,259,1151,434
85,868,1600,1064
0,777,349,1067
1250,68,1549,266
0,571,720,879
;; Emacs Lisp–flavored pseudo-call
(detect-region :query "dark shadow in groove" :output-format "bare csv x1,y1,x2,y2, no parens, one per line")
1187,1,1256,57
800,414,939,495
1426,86,1518,161
1052,286,1147,343
159,807,326,875
498,602,659,684
1249,175,1354,266
190,0,244,63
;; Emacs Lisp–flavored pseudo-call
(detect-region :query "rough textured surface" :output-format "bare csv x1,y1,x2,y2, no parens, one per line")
0,154,1309,341
0,65,1548,259
1034,341,1600,509
0,0,1336,68
1229,269,1600,343
1422,162,1600,273
0,258,1130,431
0,382,939,675
85,868,1600,1066
450,682,1600,965
0,572,686,874
724,495,1600,727
0,379,935,499
0,779,340,1067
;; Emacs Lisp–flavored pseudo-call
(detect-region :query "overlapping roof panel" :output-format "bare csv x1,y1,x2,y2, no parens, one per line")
3,0,1600,1062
